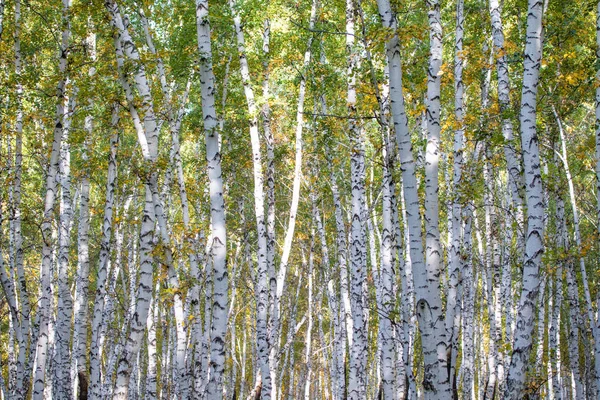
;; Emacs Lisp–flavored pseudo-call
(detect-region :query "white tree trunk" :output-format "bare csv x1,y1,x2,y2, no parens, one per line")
195,1,228,398
346,1,367,398
226,1,271,397
9,1,30,395
53,89,76,400
109,3,189,397
112,187,155,399
32,0,70,395
303,243,314,400
89,107,120,400
553,105,600,394
378,83,397,400
328,146,353,351
376,0,449,397
504,0,545,396
145,283,159,400
424,1,451,396
262,21,277,361
549,254,562,400
269,3,318,396
313,195,345,400
0,219,26,400
445,0,465,394
565,261,585,400
71,26,96,389
106,0,159,160
462,202,475,400
483,152,499,400
71,117,92,399
489,0,525,236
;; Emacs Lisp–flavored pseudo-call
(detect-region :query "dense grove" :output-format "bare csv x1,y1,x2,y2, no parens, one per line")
0,0,599,399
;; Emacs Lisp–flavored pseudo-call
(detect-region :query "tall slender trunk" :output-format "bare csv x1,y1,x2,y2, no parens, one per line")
504,0,545,397
10,1,30,396
346,1,367,397
355,3,397,395
483,151,498,400
549,193,563,400
263,20,277,370
0,213,26,400
32,0,71,395
269,2,318,395
329,159,353,352
489,0,525,242
376,0,449,397
227,1,270,396
313,195,345,400
54,88,76,400
486,0,523,373
445,0,465,394
88,107,120,400
303,241,315,400
424,1,451,396
462,202,475,400
195,1,228,397
565,258,585,400
108,2,189,397
145,283,159,400
553,105,600,393
72,94,92,399
112,187,155,400
379,132,397,400
200,249,213,397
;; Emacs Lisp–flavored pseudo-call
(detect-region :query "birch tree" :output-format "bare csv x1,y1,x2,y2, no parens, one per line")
31,0,71,396
195,1,228,397
504,0,546,397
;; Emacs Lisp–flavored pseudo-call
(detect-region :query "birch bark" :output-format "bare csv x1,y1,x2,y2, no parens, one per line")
32,0,71,395
107,2,190,396
195,1,228,397
553,106,600,394
445,0,465,393
566,262,585,400
489,0,525,226
112,187,155,400
270,2,318,395
355,4,398,395
379,129,397,400
54,89,76,400
504,0,545,396
549,195,564,400
89,107,120,400
145,283,159,400
262,19,277,343
227,1,271,396
346,1,367,397
376,0,449,397
424,2,452,395
9,1,30,395
313,196,345,400
327,141,353,351
72,96,92,399
303,242,314,400
0,218,25,400
462,202,475,400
